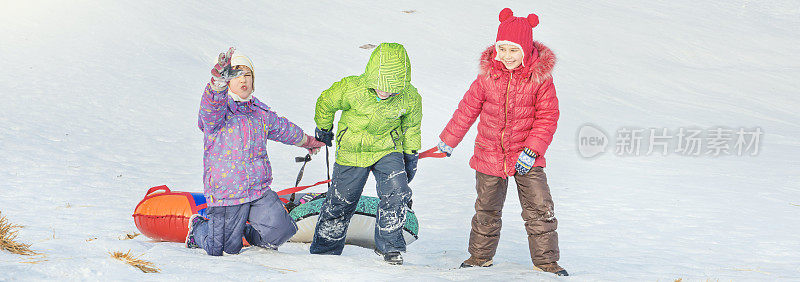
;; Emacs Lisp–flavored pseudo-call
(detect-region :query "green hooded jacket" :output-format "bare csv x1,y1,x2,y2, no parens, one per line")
314,43,422,167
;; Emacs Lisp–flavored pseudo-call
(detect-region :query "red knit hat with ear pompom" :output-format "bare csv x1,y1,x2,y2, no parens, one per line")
495,8,540,67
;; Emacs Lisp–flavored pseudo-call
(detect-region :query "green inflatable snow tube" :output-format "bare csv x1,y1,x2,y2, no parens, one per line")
287,195,419,249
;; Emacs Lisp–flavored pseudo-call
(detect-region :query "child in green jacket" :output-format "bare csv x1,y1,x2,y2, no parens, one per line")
310,43,422,265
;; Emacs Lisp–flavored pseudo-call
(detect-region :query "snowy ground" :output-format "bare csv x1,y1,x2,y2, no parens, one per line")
1,1,799,281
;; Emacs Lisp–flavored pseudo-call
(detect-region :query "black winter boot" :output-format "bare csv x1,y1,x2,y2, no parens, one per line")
185,214,205,249
459,256,494,268
374,249,403,265
534,262,569,276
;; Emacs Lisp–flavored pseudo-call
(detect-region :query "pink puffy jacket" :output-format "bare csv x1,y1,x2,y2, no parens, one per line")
440,42,558,178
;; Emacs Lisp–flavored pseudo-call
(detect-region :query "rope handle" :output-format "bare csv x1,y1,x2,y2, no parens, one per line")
419,146,447,159
279,145,442,197
277,179,331,196
145,185,170,196
290,154,313,203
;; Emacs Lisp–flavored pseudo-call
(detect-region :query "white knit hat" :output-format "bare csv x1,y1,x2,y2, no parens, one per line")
230,51,254,74
221,50,255,101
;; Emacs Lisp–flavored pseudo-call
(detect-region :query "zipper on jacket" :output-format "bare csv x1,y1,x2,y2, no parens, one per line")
336,127,348,149
501,73,512,175
390,127,400,150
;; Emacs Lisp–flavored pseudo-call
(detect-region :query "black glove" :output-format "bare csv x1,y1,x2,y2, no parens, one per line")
315,127,334,147
403,152,419,183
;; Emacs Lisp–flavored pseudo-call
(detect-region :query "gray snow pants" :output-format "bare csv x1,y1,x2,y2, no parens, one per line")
192,190,297,256
309,152,413,255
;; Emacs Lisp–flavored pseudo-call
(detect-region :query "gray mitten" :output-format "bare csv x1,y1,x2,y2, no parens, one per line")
210,47,243,89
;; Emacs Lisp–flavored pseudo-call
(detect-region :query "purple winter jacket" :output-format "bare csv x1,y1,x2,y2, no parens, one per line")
198,83,304,207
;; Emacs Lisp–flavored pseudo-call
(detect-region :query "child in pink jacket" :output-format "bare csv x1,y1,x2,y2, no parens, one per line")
437,9,567,276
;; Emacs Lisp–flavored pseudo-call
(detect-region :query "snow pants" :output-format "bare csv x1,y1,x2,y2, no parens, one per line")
309,152,412,255
469,167,560,265
192,190,297,256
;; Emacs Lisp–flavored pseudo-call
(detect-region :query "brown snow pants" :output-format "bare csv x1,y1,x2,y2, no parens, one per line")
468,167,560,265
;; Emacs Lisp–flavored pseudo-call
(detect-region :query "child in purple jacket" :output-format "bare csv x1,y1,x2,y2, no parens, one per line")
186,47,324,256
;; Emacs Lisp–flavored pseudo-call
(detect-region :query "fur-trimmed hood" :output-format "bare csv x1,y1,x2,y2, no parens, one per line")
479,41,556,84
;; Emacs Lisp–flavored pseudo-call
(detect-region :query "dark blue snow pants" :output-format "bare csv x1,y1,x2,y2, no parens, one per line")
309,152,413,255
192,190,297,256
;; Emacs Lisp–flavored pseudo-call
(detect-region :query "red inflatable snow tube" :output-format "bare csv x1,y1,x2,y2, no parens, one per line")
132,185,207,243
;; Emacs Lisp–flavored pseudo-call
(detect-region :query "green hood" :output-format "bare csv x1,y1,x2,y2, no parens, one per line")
314,42,422,167
362,43,412,94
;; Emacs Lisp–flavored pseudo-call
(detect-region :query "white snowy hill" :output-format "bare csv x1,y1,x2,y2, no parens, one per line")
1,1,799,280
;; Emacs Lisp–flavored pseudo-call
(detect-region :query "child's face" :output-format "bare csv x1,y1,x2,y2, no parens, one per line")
229,65,254,98
497,44,524,70
375,89,397,100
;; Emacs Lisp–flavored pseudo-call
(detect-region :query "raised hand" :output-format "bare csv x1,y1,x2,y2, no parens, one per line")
210,47,243,89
